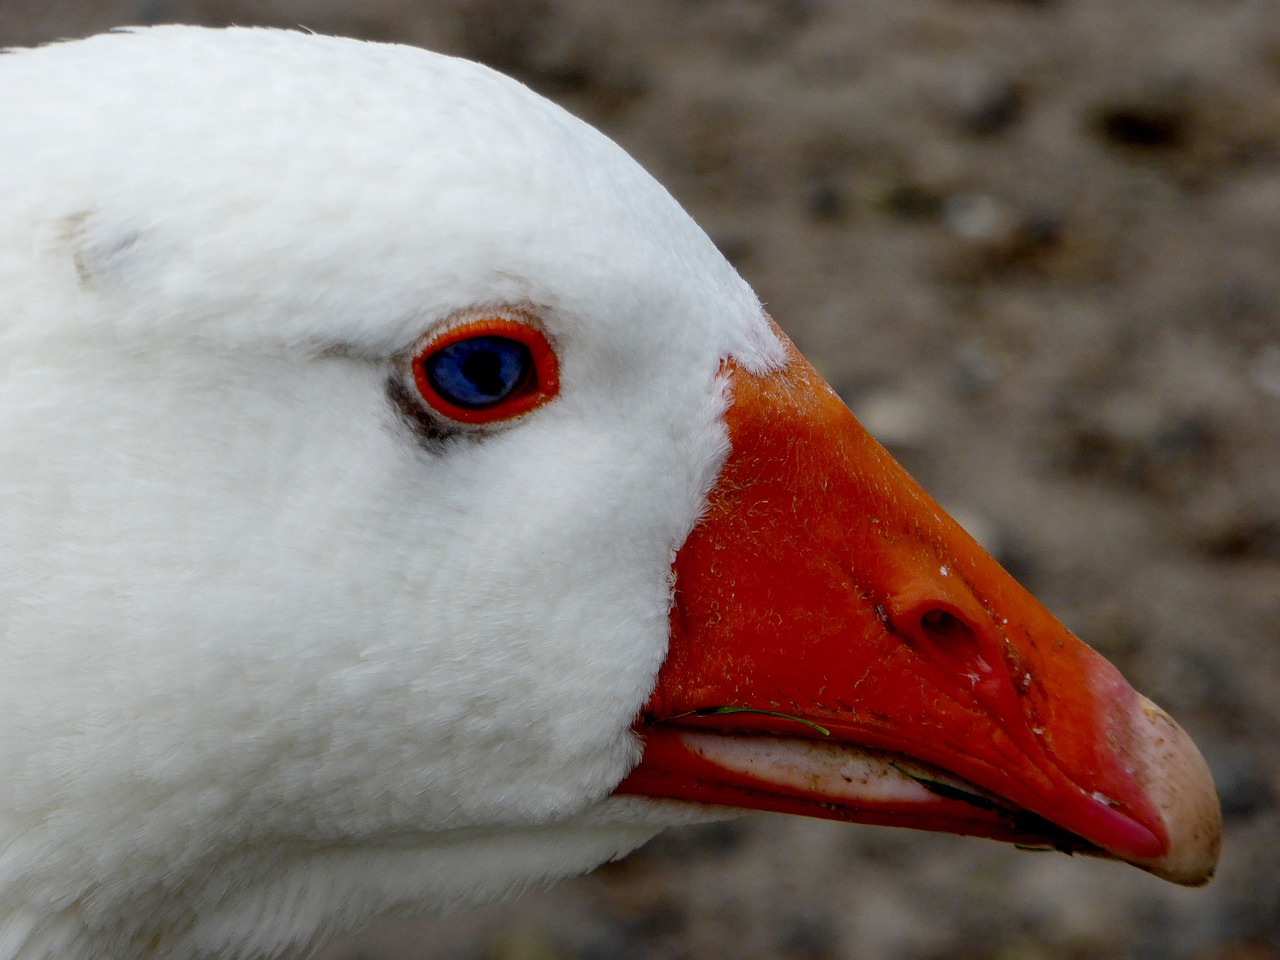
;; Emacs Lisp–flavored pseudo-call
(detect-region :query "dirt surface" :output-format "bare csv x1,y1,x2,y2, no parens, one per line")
5,2,1278,958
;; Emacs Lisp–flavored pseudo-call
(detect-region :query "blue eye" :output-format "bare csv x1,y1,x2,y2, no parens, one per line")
422,336,533,410
410,318,559,425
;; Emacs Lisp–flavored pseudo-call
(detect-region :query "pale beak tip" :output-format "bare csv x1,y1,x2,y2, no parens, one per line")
1130,695,1222,886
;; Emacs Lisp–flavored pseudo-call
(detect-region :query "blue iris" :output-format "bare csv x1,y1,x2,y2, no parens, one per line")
423,336,533,409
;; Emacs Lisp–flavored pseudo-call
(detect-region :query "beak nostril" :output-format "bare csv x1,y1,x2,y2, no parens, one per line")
919,609,975,644
891,603,1001,692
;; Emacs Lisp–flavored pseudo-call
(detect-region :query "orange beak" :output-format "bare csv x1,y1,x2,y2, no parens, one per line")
616,327,1221,886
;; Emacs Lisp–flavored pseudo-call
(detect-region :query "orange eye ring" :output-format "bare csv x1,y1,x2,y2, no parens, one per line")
410,315,560,425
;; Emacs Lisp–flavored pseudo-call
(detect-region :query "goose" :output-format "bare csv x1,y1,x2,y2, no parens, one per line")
0,25,1220,960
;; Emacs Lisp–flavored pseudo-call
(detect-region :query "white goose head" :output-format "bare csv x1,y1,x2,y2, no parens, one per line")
0,25,1219,960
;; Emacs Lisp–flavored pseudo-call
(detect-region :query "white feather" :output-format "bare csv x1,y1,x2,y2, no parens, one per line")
0,25,784,960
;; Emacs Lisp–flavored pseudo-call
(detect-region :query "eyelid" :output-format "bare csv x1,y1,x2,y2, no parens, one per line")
407,311,560,426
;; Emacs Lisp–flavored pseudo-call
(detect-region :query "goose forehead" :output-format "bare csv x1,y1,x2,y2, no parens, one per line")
3,27,774,368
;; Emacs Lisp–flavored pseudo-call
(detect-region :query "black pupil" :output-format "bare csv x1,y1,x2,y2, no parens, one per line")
460,349,506,398
424,335,533,410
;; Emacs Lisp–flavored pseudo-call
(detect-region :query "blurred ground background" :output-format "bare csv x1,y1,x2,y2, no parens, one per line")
4,2,1278,958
